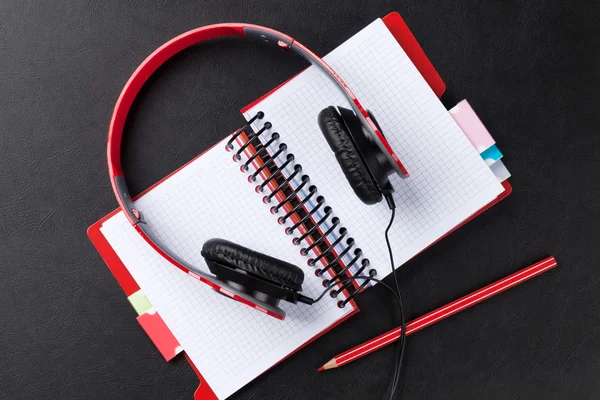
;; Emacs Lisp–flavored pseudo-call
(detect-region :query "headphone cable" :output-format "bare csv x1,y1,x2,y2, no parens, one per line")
311,197,405,399
386,204,405,399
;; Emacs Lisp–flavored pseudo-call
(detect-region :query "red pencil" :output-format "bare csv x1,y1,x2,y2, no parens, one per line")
319,256,557,371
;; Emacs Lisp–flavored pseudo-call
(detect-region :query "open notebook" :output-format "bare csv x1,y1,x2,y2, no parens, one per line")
89,14,508,400
242,18,504,283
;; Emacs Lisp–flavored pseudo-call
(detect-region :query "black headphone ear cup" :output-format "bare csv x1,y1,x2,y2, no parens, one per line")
318,106,382,205
201,238,304,291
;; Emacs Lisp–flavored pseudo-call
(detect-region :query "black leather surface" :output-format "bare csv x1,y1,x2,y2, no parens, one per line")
318,106,382,205
1,1,599,399
202,238,304,290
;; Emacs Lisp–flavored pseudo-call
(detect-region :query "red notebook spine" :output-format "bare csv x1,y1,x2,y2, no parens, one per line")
230,129,360,308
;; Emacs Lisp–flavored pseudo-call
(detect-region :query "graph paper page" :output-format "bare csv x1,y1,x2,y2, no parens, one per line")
99,140,353,399
244,19,504,278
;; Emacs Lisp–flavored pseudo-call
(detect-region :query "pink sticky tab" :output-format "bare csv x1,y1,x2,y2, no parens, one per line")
450,100,496,153
137,310,182,361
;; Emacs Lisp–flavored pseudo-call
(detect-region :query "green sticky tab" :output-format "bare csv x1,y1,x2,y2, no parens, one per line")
128,291,153,316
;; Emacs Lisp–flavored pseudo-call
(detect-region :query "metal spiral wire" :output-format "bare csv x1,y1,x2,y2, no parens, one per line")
230,112,375,307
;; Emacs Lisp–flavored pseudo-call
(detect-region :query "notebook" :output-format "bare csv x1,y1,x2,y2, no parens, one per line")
88,13,510,400
241,18,505,284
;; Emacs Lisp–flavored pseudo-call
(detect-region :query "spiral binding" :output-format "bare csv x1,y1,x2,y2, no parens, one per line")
228,111,376,308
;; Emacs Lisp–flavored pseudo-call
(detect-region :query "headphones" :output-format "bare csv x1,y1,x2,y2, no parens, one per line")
108,23,407,320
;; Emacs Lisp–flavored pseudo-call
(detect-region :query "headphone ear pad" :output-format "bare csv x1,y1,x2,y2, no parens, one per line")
201,238,304,291
318,106,382,205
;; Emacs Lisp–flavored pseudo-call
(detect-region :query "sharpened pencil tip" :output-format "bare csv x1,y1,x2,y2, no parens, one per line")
319,358,338,371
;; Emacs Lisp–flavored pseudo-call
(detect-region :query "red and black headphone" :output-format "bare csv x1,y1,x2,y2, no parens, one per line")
108,23,407,320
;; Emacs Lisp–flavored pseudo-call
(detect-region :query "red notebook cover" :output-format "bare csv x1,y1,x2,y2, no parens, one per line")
88,12,508,399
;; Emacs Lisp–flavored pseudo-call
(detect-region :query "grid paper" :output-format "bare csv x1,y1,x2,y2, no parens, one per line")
244,19,504,279
100,140,352,399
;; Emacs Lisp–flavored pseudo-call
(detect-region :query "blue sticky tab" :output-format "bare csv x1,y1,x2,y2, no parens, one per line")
480,144,503,165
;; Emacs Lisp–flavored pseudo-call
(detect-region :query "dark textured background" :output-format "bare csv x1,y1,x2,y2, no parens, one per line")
1,1,599,399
